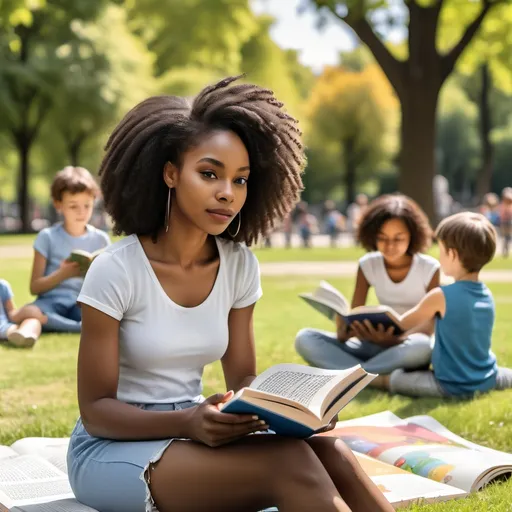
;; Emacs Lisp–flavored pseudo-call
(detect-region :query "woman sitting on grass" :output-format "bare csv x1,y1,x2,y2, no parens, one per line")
296,194,440,375
67,76,393,512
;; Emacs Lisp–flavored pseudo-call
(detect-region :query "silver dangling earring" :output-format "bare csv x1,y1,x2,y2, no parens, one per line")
165,188,171,233
228,211,241,238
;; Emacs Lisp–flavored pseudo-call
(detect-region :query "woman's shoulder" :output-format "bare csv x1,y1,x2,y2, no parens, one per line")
92,235,140,271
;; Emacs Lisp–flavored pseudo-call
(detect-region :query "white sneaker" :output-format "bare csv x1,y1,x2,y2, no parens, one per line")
7,330,37,348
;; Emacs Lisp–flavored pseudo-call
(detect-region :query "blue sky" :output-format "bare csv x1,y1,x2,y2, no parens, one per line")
250,0,356,71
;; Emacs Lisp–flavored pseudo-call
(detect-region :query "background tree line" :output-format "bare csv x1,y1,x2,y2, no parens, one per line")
1,0,512,231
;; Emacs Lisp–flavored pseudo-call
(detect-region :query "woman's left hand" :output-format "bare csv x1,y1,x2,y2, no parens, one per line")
351,320,399,346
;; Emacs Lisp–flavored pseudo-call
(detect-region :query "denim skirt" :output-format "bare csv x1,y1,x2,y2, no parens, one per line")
67,401,198,512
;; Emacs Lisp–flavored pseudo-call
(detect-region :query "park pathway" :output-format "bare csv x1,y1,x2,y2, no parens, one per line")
2,244,512,282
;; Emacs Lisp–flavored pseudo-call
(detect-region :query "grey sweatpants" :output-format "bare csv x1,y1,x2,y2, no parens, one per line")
390,367,512,397
295,328,433,375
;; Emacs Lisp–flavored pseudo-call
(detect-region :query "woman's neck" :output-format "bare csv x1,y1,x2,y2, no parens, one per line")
148,212,216,269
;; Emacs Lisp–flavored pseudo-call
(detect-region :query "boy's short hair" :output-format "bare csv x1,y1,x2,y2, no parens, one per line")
436,212,496,272
51,166,100,201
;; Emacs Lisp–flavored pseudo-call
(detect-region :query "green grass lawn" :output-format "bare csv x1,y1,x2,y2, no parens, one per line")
2,257,512,510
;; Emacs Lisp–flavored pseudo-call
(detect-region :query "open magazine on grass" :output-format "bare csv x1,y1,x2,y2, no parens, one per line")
352,452,466,507
0,438,97,512
328,411,512,496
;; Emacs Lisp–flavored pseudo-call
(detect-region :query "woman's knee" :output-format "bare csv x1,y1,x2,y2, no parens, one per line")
267,439,328,489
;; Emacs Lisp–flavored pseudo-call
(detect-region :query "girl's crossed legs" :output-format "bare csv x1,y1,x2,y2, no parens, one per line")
295,328,433,374
149,434,393,512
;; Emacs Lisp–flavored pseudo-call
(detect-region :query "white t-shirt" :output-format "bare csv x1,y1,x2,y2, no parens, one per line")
359,252,440,314
77,235,262,404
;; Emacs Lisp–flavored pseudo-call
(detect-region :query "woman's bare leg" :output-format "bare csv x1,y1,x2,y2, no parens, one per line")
149,435,350,512
307,436,394,512
6,319,41,348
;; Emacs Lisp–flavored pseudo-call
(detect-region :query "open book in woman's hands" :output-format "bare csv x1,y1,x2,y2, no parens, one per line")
299,280,405,335
219,363,376,438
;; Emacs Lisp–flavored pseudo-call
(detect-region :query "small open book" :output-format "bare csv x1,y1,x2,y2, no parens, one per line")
299,280,405,334
67,249,103,274
219,363,375,438
0,438,97,511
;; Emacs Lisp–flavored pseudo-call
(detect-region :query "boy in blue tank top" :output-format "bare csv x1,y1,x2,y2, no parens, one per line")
372,211,512,397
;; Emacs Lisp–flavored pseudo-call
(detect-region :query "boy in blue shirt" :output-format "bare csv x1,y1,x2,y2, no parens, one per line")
371,211,512,397
0,279,47,348
28,166,110,333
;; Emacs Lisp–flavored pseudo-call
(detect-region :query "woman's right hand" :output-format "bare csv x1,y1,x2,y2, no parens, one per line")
187,392,269,447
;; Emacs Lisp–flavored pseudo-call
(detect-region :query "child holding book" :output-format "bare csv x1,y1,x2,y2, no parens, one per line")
372,212,512,397
27,166,110,333
67,76,393,512
296,194,440,374
0,279,47,348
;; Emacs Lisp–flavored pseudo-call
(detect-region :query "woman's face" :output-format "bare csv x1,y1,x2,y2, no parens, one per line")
167,130,250,236
376,218,411,263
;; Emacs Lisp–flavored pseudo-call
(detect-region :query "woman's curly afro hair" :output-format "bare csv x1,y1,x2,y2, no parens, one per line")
99,75,306,245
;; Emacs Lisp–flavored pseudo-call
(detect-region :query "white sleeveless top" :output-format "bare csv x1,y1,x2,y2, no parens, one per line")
359,252,440,314
77,235,262,405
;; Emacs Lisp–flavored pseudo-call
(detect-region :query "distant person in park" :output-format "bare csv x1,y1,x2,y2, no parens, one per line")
296,194,440,375
296,201,318,248
26,166,110,333
479,192,500,228
499,187,512,258
67,76,393,512
371,212,512,397
346,193,368,243
324,199,346,248
0,279,47,348
283,211,293,248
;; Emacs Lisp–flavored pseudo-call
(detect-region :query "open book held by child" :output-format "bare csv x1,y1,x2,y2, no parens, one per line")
299,281,405,334
67,249,104,275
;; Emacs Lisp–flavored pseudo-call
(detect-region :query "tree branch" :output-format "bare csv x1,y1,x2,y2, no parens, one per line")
328,8,406,98
441,1,494,81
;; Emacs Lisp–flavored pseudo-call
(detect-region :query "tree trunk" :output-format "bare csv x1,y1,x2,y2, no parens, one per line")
343,138,357,205
69,140,81,167
399,86,439,225
16,137,31,232
67,132,87,167
475,64,493,201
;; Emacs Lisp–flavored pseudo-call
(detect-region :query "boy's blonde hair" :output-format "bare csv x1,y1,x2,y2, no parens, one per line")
435,212,496,273
51,166,99,201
